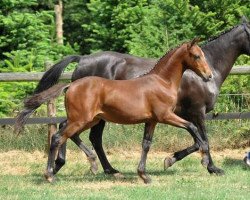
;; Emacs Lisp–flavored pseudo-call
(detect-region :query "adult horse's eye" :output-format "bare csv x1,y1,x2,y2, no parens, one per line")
194,55,200,60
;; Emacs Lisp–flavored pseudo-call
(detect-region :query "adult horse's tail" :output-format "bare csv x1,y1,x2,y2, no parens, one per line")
33,55,80,94
15,83,70,134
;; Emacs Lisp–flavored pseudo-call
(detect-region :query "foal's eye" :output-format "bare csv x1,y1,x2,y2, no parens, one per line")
194,55,200,60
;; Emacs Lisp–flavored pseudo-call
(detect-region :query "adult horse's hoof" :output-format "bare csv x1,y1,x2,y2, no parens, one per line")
207,165,225,175
44,171,55,183
164,157,176,170
201,156,209,168
243,154,250,167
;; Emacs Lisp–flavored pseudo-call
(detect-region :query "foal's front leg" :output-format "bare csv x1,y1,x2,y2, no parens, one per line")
164,113,224,175
137,122,156,184
161,113,209,168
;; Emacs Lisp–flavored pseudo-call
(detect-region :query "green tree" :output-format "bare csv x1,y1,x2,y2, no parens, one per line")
0,0,75,116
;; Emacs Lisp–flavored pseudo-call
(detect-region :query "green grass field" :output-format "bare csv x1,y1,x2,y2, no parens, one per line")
0,149,249,200
0,120,249,199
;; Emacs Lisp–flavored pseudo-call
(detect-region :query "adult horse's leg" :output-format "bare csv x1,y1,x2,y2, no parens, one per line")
195,118,224,174
164,112,224,175
137,122,156,184
89,120,121,175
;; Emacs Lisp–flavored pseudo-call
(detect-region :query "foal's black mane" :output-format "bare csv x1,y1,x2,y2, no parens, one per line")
137,43,182,78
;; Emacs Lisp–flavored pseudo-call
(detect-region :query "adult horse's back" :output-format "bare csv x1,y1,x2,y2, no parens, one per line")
34,52,156,94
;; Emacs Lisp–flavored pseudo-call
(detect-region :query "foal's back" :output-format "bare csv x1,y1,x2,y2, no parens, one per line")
65,75,173,124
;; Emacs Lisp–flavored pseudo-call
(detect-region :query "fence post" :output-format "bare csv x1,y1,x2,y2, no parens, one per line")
45,61,57,152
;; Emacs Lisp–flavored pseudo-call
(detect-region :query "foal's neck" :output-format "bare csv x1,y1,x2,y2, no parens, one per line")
150,46,186,89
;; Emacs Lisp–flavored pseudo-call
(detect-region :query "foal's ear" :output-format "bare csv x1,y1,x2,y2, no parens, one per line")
187,37,200,49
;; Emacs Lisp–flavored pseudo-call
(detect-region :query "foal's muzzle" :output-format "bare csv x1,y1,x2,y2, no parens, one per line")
202,72,213,82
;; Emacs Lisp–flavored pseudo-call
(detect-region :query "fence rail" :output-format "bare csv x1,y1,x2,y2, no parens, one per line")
1,112,250,126
0,66,250,126
0,66,250,82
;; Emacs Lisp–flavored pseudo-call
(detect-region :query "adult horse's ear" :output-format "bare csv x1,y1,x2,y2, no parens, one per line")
188,37,200,49
241,15,249,24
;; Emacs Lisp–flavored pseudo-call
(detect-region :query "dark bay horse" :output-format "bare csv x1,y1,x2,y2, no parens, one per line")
16,40,212,183
16,22,250,176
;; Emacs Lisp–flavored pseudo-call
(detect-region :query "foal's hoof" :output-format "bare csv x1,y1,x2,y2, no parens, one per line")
113,172,125,179
90,163,98,175
44,171,55,183
88,158,98,175
138,172,152,184
141,174,152,184
164,157,175,170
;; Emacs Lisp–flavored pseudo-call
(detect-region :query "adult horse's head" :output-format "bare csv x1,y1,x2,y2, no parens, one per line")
242,17,250,55
184,38,212,81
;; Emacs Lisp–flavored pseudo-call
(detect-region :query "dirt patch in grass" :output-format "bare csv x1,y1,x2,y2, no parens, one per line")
0,148,248,176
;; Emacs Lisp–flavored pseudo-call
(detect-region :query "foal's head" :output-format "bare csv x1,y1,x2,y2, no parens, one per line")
184,38,212,81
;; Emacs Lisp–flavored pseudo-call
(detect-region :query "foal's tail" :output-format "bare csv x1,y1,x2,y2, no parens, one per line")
33,55,80,94
14,83,70,134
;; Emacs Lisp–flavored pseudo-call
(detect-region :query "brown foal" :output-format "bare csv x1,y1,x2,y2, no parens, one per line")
21,38,212,183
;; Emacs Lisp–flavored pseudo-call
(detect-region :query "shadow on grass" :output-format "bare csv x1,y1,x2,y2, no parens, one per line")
30,168,178,185
222,158,250,171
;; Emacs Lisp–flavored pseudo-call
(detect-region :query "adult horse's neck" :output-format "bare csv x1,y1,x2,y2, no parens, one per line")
149,46,186,90
202,24,248,88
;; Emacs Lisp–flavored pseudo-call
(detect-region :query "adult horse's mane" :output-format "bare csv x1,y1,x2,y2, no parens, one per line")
202,24,240,45
136,24,243,78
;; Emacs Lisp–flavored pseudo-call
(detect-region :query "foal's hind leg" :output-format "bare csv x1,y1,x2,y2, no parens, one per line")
45,126,67,182
54,120,99,175
54,120,67,175
71,134,98,175
45,122,85,182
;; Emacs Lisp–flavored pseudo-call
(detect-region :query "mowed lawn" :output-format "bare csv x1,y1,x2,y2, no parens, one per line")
0,148,249,200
